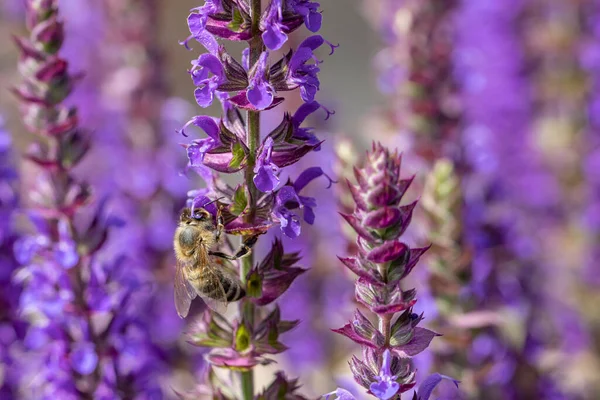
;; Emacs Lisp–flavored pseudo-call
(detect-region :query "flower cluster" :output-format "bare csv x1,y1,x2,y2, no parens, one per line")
0,116,22,398
179,0,334,398
12,1,162,396
327,144,457,399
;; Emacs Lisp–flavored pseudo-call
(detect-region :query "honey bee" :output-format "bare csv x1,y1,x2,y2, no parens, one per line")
173,204,258,318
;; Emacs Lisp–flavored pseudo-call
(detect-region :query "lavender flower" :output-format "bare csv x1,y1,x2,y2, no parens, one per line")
179,0,333,398
328,144,456,399
12,1,162,396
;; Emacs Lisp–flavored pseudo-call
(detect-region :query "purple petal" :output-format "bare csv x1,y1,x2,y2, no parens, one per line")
247,81,274,110
289,46,314,72
417,374,460,400
203,152,244,173
293,166,333,192
242,48,250,71
54,241,79,269
370,380,400,400
273,206,301,238
254,166,279,192
381,349,393,376
292,101,321,127
263,25,288,51
194,85,216,108
187,12,207,36
323,388,356,400
187,116,220,139
229,92,284,111
305,9,322,32
195,53,224,77
276,185,301,207
70,342,98,375
303,205,315,225
192,30,219,55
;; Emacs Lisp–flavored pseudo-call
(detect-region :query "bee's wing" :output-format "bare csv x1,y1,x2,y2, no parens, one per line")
196,262,228,315
174,260,197,318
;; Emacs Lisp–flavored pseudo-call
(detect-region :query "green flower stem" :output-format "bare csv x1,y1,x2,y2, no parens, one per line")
239,1,262,399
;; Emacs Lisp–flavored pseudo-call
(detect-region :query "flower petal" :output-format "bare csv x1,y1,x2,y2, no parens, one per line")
416,374,460,400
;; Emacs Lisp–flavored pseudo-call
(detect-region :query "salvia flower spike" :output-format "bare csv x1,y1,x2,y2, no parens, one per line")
12,0,162,396
327,143,458,399
179,0,334,398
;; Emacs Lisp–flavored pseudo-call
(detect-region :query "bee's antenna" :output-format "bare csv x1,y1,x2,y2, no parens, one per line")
203,196,225,207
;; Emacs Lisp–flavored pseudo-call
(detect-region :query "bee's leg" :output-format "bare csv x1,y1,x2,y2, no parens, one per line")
209,235,259,260
214,206,225,244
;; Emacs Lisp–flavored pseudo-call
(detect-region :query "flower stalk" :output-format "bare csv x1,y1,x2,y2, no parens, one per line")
328,143,457,400
179,0,334,398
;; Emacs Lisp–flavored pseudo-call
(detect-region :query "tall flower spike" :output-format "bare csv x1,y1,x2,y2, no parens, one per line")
178,0,333,399
12,0,162,396
327,143,456,400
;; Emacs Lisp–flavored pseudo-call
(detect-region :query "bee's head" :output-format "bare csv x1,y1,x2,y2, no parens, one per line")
180,207,213,226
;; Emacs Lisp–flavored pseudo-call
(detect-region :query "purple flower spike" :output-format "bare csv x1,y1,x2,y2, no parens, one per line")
370,350,400,400
254,137,280,192
334,143,448,399
177,0,335,393
190,53,225,108
247,52,275,110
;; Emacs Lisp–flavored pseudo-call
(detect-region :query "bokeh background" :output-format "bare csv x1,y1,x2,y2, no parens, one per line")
1,0,600,399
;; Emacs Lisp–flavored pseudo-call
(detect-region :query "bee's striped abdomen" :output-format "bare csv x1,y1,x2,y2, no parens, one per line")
195,269,245,303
